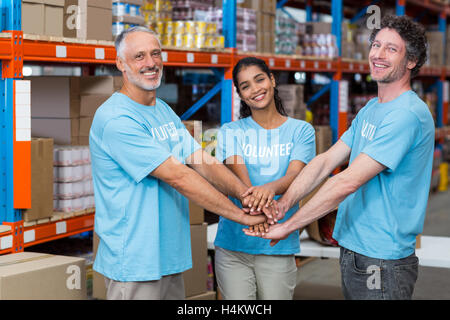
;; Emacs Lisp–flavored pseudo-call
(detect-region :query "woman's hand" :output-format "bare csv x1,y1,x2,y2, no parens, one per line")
241,185,276,213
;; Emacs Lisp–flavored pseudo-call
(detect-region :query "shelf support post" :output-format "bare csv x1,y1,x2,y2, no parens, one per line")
222,0,237,124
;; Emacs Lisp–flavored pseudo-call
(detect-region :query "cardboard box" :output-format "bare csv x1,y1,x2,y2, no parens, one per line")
183,223,208,298
23,138,54,222
262,0,277,14
44,0,64,37
92,232,107,300
426,31,444,66
315,126,333,154
0,252,86,300
277,84,305,118
28,77,80,119
22,0,45,35
31,118,79,145
78,76,123,95
64,0,112,41
237,0,261,11
189,201,205,225
187,291,217,300
183,120,202,144
416,234,422,249
79,116,93,137
80,94,109,117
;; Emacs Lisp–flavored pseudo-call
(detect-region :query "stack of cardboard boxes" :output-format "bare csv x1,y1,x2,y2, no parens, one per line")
22,0,113,41
238,0,276,54
277,84,306,121
426,31,444,66
30,76,122,146
446,26,450,66
23,76,121,225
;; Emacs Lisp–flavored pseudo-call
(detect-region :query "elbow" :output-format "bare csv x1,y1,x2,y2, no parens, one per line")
165,166,191,192
332,174,360,198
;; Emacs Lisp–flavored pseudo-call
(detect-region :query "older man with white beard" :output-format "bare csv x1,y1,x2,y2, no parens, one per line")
89,27,267,300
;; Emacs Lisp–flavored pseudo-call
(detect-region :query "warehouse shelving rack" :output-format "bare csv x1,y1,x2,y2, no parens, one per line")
0,0,449,255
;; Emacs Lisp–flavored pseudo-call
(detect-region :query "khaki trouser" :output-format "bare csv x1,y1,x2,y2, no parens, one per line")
215,246,297,300
104,273,185,300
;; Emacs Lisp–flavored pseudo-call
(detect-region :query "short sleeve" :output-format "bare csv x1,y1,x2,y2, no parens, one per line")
362,110,420,171
289,122,316,165
216,124,244,162
102,116,172,183
159,99,202,160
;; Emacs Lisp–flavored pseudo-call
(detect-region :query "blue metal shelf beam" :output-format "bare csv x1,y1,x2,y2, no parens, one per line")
1,0,22,224
181,81,223,121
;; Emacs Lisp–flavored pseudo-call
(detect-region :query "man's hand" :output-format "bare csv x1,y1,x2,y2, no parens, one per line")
241,185,276,213
243,223,290,247
241,210,268,226
273,199,289,221
246,222,270,237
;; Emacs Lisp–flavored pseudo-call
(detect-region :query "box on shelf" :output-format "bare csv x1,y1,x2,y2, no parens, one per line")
29,76,121,145
426,31,444,66
22,0,45,35
31,118,79,145
92,232,107,300
314,126,333,155
277,84,305,120
189,201,204,225
182,120,202,144
183,223,208,298
0,252,86,300
44,0,64,37
23,138,54,222
64,0,113,41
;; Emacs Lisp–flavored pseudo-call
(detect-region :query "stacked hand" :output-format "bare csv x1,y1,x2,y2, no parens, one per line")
239,185,291,246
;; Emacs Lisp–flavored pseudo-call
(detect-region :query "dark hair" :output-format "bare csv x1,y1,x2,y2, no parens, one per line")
232,57,288,119
369,15,427,78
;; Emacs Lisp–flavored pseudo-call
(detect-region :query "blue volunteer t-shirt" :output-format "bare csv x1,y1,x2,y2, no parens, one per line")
214,117,316,255
90,92,201,281
333,90,435,260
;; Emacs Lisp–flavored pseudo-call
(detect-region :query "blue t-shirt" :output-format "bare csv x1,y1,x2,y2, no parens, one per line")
333,90,435,260
214,117,316,255
90,92,201,281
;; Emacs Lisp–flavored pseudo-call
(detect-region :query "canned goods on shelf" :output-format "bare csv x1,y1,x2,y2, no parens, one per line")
174,21,186,34
161,34,173,47
164,21,174,34
194,34,207,49
173,34,185,48
185,21,197,34
184,34,195,49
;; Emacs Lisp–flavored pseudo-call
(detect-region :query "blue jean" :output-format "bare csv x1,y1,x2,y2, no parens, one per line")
339,247,419,300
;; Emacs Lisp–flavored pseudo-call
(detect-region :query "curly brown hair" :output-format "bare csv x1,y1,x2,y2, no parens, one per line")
369,15,428,78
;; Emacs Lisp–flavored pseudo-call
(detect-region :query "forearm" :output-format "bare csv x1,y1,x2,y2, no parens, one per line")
280,153,333,210
172,166,249,224
283,174,353,233
263,172,299,196
189,152,248,199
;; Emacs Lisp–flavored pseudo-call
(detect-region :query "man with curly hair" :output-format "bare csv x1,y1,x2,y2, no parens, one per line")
244,15,435,300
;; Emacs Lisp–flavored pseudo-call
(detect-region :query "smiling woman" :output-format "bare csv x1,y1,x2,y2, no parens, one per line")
213,56,316,300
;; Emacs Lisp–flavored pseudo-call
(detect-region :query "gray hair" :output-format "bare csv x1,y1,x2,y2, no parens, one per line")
115,26,161,58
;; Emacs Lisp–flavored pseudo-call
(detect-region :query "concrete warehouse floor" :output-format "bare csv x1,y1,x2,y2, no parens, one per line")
293,189,450,300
